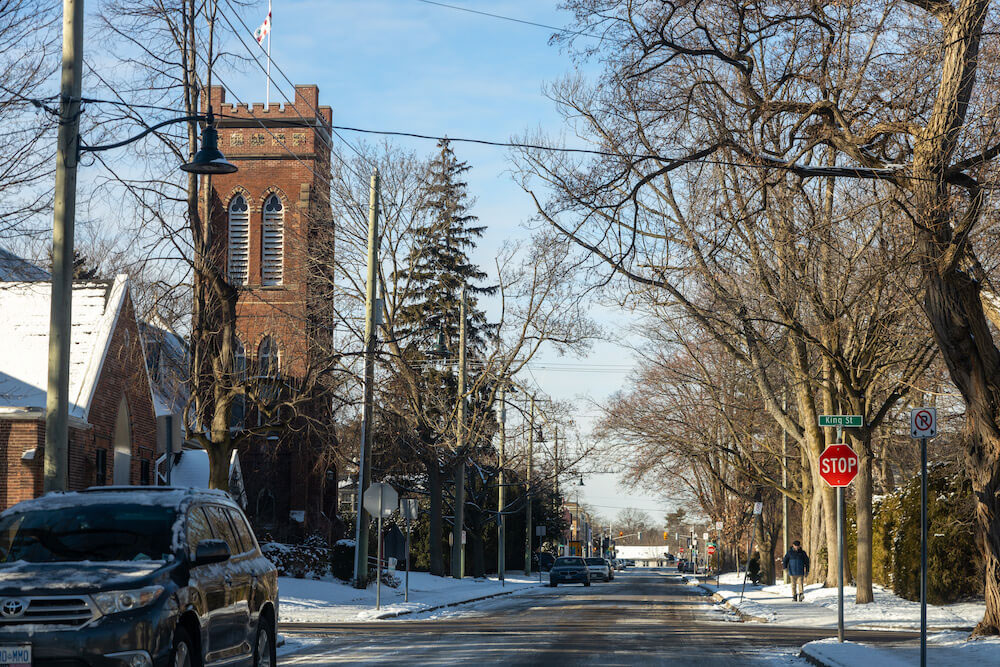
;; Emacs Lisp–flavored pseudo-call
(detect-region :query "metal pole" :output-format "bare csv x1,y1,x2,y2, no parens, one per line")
376,494,383,610
452,284,467,579
405,519,410,602
45,0,84,493
498,385,506,585
525,394,534,575
782,395,789,584
837,486,844,643
921,436,928,667
353,169,379,588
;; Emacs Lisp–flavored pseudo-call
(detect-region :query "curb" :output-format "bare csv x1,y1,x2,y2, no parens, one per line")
692,582,769,623
799,645,831,667
370,584,543,620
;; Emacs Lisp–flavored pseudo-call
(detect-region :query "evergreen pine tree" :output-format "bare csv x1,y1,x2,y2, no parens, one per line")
392,139,498,576
395,139,495,353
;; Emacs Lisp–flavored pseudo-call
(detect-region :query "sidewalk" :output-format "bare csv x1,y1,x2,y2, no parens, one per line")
800,632,1000,667
688,572,983,631
278,571,545,623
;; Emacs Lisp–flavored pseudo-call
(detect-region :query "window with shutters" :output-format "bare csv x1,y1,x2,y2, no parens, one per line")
228,194,250,285
262,194,284,286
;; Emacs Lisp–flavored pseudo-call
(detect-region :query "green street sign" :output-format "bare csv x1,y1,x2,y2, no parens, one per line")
818,415,863,428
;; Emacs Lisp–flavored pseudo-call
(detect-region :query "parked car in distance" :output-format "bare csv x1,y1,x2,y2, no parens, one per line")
626,559,636,567
603,558,616,580
676,558,688,572
0,487,278,667
549,557,591,587
585,557,612,582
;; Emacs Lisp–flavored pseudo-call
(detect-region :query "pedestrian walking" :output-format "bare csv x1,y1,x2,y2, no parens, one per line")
782,540,810,601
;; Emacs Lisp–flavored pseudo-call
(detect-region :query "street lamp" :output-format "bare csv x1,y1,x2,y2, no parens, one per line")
46,98,237,491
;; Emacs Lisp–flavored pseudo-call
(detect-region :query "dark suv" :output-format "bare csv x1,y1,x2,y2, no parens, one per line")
0,487,278,666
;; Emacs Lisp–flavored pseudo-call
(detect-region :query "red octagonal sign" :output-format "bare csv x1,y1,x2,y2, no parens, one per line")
818,444,859,487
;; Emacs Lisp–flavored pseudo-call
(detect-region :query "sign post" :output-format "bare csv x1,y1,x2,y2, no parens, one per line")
911,407,937,667
400,498,418,602
363,483,398,610
818,416,861,644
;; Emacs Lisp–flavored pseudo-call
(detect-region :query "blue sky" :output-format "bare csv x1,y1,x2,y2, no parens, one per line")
215,0,669,522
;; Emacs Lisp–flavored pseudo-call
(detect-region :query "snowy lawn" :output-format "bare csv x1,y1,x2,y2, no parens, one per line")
692,571,984,630
801,632,1000,667
278,571,544,622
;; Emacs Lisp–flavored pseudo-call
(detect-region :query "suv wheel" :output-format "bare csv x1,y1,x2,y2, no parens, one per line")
171,627,194,667
254,617,276,667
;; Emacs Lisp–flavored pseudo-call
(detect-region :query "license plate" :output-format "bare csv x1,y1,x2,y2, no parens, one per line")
0,644,30,667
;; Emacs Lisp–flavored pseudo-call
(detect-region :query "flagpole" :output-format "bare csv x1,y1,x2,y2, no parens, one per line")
266,0,271,107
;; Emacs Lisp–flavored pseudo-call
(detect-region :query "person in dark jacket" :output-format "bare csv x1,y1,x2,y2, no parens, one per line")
782,540,810,601
746,552,761,585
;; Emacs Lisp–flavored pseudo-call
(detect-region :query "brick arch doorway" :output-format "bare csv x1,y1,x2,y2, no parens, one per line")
112,396,131,485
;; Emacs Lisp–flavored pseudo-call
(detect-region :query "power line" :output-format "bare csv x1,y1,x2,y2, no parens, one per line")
411,0,600,39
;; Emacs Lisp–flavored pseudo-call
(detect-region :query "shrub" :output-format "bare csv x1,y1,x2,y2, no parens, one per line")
869,466,981,603
260,532,330,579
330,539,356,582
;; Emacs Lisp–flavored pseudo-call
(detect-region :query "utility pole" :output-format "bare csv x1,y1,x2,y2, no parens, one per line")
45,0,84,493
553,425,559,555
451,284,467,579
525,393,535,575
782,393,789,584
353,169,379,588
498,383,506,584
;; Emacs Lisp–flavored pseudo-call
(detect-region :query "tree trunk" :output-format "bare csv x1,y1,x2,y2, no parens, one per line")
754,509,775,585
427,460,445,577
854,440,875,604
922,268,1000,635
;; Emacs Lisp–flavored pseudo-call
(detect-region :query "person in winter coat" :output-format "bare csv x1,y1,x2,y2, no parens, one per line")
782,540,810,601
746,552,762,585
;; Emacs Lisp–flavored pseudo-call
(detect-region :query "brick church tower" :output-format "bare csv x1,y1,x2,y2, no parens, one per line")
204,85,339,540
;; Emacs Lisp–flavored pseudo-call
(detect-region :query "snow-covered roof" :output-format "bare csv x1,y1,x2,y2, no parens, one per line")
139,321,189,417
0,248,48,281
0,275,132,421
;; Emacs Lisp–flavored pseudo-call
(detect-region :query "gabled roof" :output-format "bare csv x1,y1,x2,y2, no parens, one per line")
0,275,136,422
0,248,49,281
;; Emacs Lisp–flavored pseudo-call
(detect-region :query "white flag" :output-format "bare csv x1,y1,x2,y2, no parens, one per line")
254,10,271,44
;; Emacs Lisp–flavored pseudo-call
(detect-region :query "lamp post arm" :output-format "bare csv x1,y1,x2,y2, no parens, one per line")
80,114,205,153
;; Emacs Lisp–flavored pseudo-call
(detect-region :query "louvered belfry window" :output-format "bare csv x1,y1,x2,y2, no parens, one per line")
228,194,250,285
262,194,284,286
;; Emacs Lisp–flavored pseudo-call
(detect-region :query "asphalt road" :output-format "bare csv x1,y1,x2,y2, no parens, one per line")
278,568,917,665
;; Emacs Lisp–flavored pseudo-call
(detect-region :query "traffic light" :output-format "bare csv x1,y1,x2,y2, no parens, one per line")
619,531,624,537
663,531,668,540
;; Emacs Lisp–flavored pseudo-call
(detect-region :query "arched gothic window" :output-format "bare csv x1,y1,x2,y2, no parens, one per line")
228,195,250,285
261,194,284,286
258,336,280,377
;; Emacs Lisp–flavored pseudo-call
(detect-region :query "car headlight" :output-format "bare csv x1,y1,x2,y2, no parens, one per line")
93,586,164,615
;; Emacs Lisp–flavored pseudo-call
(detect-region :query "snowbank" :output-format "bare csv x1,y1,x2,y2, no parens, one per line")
801,632,1000,667
279,571,544,623
693,571,983,630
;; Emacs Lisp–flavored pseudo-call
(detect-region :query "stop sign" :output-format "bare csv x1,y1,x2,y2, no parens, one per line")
707,545,716,555
818,444,859,487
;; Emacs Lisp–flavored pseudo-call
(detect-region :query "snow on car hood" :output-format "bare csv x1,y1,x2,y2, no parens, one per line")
0,560,170,594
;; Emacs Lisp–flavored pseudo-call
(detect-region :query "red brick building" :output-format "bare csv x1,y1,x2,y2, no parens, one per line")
0,275,158,511
204,85,339,540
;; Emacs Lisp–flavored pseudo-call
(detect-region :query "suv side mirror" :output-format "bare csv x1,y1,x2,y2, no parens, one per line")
194,539,230,566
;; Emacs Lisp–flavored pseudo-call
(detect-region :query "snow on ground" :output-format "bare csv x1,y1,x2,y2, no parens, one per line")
278,571,544,622
801,632,1000,667
692,571,983,630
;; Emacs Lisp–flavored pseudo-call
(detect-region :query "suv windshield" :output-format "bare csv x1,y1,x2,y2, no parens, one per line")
585,558,606,566
0,503,177,563
554,557,584,567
